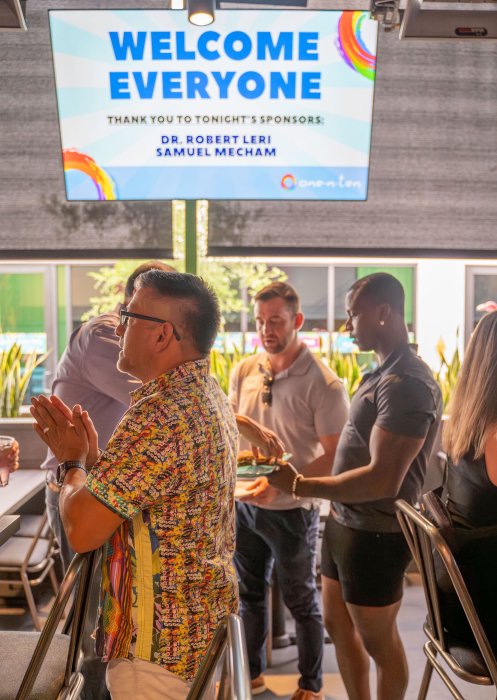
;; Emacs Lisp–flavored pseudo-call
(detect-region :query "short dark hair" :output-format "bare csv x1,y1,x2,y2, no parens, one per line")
348,272,405,316
136,271,221,356
254,282,301,315
125,261,176,301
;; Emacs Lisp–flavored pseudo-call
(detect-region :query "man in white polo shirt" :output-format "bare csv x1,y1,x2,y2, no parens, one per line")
229,282,349,700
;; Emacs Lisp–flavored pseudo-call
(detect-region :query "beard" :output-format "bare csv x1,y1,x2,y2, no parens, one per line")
261,338,285,354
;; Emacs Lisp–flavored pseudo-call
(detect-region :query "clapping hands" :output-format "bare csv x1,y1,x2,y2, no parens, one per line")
30,395,99,469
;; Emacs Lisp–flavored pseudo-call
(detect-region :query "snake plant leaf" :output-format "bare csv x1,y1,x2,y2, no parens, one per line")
0,343,51,417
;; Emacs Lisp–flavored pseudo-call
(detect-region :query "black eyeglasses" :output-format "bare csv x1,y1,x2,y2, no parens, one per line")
119,309,181,341
261,376,274,406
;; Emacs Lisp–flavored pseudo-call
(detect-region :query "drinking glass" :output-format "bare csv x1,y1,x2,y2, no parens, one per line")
0,436,15,487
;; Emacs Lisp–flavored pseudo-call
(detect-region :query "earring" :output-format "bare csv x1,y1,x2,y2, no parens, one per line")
380,321,385,326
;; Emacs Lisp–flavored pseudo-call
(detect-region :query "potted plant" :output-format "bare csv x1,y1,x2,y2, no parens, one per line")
0,343,50,469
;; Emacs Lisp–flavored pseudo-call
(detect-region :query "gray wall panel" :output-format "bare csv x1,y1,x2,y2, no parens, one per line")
208,28,497,256
4,2,496,257
0,0,172,258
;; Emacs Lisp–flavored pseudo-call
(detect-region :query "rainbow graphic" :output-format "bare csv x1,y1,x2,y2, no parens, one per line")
337,12,376,82
281,174,297,190
62,149,117,200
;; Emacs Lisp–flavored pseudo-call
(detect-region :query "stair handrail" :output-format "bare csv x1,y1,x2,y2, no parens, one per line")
187,614,252,700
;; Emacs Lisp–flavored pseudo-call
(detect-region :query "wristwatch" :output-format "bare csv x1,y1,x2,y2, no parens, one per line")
56,460,88,487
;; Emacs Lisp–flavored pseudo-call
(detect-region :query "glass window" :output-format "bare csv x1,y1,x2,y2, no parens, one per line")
70,266,102,332
0,274,45,335
57,266,67,358
277,266,328,331
334,267,357,331
465,266,497,346
334,266,415,332
0,272,49,404
473,274,497,326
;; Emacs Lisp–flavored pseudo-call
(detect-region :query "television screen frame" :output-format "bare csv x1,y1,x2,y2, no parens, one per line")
48,9,378,203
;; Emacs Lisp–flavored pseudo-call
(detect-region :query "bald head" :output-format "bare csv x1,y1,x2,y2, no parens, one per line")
348,272,405,316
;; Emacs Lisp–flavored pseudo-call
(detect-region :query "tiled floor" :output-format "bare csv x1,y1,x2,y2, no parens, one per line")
260,583,494,700
1,578,494,700
0,575,59,632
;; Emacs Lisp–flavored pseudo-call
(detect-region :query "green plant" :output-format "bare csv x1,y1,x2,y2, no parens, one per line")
81,202,287,325
316,336,365,400
434,344,461,413
326,350,366,399
82,258,287,326
210,344,255,395
0,343,49,417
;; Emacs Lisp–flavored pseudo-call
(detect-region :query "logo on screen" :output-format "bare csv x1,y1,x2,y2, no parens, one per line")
281,175,297,190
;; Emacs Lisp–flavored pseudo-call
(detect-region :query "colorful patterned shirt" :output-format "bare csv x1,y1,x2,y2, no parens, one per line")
85,359,239,681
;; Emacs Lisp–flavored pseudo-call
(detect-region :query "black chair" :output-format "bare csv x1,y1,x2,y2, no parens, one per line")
0,548,97,700
396,499,497,700
0,511,60,631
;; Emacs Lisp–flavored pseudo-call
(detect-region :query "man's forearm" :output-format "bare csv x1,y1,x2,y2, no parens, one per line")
59,468,88,539
59,466,125,553
301,452,335,479
296,464,398,503
235,414,250,436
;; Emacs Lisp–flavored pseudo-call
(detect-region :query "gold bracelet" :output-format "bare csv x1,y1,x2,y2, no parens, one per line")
292,474,304,500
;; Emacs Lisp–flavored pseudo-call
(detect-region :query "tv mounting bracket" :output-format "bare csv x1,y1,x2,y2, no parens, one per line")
370,0,497,39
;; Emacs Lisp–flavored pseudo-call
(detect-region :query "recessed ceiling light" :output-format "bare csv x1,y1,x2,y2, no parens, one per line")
187,0,215,26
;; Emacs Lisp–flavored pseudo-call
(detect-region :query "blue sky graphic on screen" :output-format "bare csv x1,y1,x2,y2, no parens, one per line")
49,10,377,201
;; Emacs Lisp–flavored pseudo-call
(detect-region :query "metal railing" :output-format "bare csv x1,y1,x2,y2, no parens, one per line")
396,499,497,700
187,614,252,700
16,549,96,700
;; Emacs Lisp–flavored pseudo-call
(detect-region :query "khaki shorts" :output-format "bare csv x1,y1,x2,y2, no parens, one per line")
106,658,192,700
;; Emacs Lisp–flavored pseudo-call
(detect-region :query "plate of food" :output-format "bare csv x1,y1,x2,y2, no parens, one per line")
236,451,292,479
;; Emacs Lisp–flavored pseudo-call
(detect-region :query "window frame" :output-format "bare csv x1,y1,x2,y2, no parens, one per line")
0,264,59,382
331,262,418,336
465,265,497,348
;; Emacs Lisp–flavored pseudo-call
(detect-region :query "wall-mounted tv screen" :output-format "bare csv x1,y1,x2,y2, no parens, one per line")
49,10,377,202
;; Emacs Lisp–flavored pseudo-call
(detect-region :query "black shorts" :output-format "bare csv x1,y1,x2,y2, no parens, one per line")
321,514,412,607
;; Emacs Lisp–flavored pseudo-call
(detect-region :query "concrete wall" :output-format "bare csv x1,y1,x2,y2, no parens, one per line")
208,22,497,257
0,0,173,258
416,260,466,370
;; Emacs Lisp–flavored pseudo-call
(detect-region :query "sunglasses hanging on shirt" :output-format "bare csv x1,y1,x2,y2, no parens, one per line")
262,376,274,406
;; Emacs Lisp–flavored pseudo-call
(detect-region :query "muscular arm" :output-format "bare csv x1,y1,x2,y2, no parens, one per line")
240,434,340,505
270,425,425,503
60,468,125,553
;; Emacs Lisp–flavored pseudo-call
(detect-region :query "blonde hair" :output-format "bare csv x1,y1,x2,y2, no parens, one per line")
444,311,497,463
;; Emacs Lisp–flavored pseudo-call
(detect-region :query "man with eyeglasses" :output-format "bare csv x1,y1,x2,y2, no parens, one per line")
229,282,349,700
40,260,173,700
32,271,239,700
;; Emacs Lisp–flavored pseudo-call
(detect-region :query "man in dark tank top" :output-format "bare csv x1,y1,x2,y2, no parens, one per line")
270,273,443,700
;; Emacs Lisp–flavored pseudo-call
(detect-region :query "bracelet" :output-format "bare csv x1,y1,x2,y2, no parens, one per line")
292,474,304,500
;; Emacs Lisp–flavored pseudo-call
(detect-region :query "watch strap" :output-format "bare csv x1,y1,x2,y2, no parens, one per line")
65,460,87,473
56,460,87,487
